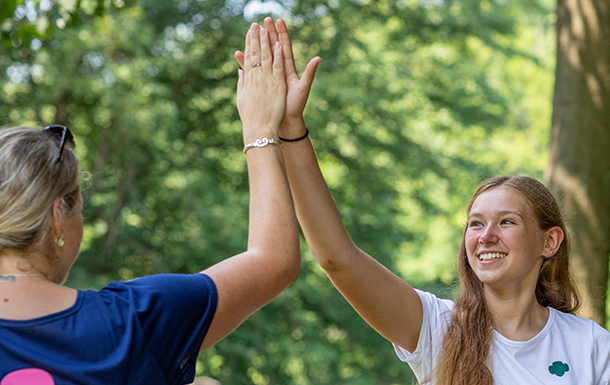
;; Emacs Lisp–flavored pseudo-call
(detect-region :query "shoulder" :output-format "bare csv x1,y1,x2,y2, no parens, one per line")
551,308,604,331
415,288,454,315
99,273,216,297
95,273,217,314
550,308,610,344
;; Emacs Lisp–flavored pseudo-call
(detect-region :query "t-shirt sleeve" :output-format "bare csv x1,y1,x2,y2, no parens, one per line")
101,273,217,385
392,289,453,382
593,321,610,385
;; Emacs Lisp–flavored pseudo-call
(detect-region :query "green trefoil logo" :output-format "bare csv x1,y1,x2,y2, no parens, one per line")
548,361,569,377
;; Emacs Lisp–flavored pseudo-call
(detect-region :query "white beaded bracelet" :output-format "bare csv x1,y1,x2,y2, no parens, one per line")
243,138,283,153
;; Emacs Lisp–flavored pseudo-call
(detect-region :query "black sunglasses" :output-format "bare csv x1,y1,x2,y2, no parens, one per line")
44,125,75,163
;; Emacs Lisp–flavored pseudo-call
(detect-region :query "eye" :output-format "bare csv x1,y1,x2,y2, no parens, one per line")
501,219,515,225
469,220,483,228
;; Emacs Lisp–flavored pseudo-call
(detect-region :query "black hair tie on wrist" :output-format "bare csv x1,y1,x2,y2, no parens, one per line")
279,127,309,142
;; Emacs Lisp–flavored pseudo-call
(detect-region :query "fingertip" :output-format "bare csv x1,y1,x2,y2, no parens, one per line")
307,56,322,69
301,58,321,85
277,18,287,30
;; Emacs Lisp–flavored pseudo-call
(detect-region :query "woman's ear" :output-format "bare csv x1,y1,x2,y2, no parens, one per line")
51,197,64,240
544,225,564,258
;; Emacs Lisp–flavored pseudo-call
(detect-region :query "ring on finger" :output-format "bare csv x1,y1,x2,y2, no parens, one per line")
252,62,261,68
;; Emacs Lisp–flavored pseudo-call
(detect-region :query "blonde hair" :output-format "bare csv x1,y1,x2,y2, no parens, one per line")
0,126,80,254
430,176,579,385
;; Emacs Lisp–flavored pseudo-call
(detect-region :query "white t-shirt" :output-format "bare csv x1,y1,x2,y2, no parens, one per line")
393,289,610,384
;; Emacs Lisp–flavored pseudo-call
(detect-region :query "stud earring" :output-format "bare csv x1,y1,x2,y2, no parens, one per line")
56,237,65,247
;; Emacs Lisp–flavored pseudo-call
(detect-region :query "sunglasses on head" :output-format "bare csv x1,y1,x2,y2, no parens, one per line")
44,125,75,163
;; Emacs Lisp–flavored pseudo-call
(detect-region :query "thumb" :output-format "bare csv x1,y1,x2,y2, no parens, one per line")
299,56,322,93
235,51,245,70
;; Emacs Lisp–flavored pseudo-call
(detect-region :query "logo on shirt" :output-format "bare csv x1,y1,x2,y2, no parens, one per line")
1,368,55,385
548,361,569,377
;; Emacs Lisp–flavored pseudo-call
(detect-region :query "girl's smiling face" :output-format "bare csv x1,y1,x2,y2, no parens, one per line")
465,187,557,292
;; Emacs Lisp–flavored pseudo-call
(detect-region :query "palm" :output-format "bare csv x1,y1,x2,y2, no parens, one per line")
236,18,320,135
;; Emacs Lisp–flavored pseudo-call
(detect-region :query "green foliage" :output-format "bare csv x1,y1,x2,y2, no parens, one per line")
1,0,140,48
0,0,556,383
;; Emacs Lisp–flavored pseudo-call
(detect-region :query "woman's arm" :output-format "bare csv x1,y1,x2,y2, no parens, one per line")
200,23,300,351
245,18,423,352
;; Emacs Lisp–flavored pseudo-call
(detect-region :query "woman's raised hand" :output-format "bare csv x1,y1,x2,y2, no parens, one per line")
236,18,321,139
200,23,300,352
236,23,286,143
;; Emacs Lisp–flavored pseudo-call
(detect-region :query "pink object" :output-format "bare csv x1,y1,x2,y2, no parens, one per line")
1,368,55,385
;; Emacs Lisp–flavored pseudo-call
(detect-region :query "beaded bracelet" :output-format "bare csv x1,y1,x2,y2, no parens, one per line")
243,138,283,153
279,127,309,142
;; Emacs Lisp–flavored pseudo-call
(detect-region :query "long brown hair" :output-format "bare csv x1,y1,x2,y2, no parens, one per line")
431,176,580,385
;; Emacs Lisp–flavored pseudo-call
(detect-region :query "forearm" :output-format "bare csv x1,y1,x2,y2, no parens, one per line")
201,139,300,351
281,121,423,350
246,144,300,280
281,120,358,271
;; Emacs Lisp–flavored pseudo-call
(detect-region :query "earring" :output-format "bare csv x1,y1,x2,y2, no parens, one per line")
55,237,65,247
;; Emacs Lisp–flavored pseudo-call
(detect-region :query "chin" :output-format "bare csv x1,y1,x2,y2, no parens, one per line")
474,272,502,286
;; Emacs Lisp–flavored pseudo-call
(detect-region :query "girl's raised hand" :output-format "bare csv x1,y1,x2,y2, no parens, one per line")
236,23,286,143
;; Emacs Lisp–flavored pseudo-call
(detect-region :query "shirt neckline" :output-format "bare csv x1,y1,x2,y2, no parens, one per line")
0,290,85,326
493,307,556,347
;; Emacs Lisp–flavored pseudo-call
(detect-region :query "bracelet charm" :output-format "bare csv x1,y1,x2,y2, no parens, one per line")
243,138,283,153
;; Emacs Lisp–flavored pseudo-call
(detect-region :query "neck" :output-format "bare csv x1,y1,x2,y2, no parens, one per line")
484,287,548,341
0,250,55,282
0,273,46,283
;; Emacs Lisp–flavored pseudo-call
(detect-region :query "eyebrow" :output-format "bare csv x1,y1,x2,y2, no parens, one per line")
468,210,524,219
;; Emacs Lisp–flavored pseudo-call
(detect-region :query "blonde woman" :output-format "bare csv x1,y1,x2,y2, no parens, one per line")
241,18,610,384
0,23,298,385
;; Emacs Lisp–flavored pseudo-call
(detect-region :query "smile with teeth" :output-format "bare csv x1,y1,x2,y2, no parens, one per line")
478,252,507,261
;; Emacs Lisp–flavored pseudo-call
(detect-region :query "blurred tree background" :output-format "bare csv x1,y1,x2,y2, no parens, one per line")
1,0,606,384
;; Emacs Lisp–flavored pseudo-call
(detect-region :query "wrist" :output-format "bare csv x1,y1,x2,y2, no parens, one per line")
243,138,283,153
280,127,308,142
279,117,307,138
242,126,279,145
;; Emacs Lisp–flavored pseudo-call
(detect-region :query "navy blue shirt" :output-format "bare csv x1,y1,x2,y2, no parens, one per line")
0,273,218,385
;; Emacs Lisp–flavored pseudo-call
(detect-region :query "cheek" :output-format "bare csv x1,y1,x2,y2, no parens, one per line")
465,230,478,251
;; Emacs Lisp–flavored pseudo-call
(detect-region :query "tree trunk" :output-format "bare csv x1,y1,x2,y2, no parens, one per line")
544,0,610,327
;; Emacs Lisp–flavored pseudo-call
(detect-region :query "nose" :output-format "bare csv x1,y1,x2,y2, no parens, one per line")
479,224,499,245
